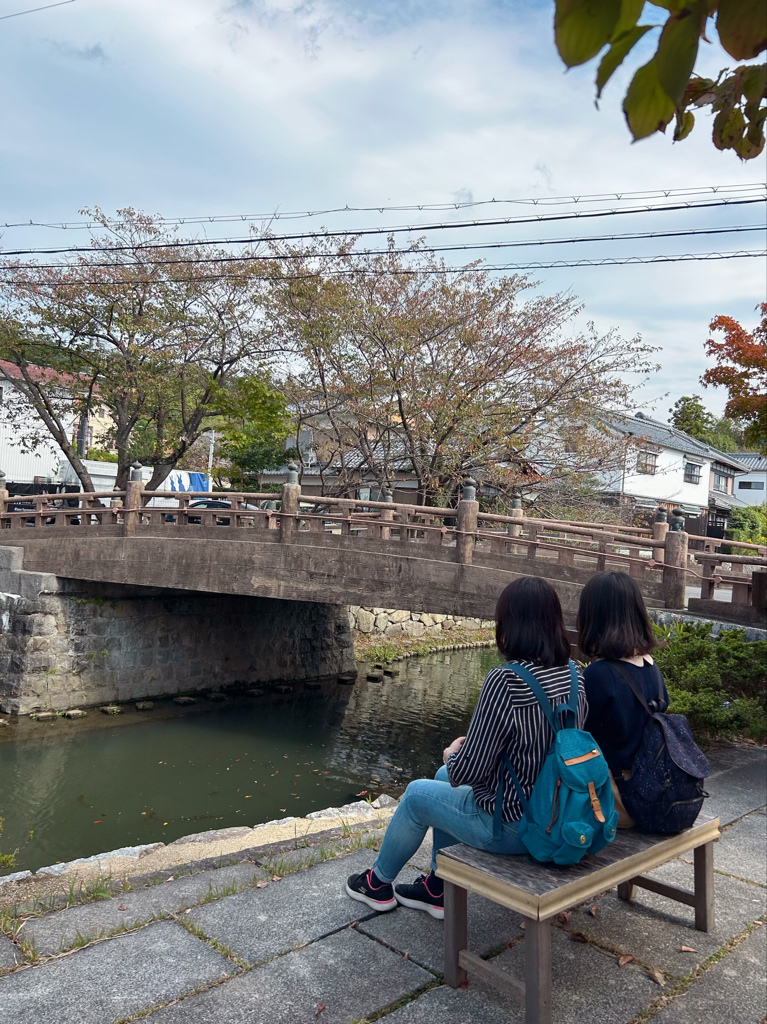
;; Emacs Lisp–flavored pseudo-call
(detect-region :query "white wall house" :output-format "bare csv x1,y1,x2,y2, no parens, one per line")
0,377,74,486
598,413,750,535
734,453,767,507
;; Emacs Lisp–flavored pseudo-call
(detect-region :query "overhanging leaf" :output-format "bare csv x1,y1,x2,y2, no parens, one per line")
555,0,622,66
623,57,676,139
655,1,707,106
673,109,695,140
717,0,767,60
597,24,655,97
613,0,645,39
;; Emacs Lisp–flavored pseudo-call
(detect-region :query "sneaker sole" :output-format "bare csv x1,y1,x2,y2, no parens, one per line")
394,892,445,920
345,883,397,913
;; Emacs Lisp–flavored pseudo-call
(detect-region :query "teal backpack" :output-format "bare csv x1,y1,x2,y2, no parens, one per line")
493,661,618,865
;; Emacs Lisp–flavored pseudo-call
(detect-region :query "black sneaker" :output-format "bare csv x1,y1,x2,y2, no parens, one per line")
394,873,445,919
345,868,397,913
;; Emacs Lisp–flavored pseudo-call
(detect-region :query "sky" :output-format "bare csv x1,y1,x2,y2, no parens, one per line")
0,0,765,420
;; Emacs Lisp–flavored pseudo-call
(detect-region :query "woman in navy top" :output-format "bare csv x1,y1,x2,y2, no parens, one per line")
577,571,669,827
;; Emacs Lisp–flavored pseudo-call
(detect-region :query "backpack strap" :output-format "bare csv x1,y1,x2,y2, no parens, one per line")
609,660,666,714
493,754,527,842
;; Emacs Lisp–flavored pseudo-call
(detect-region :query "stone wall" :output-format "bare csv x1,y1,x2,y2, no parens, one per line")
0,547,355,715
348,605,494,638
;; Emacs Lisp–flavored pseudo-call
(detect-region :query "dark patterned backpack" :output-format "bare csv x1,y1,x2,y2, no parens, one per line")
610,662,710,834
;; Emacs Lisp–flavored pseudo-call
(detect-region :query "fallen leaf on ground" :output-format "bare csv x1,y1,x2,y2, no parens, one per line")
570,932,589,943
618,954,634,967
118,905,127,911
271,875,283,882
680,945,697,953
647,968,666,987
518,920,526,929
315,1005,326,1017
557,911,572,925
256,882,269,889
166,876,174,881
587,905,598,917
356,790,368,796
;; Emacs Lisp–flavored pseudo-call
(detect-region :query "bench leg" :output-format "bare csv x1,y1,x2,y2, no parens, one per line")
444,881,468,988
617,880,635,902
694,841,715,933
524,917,552,1024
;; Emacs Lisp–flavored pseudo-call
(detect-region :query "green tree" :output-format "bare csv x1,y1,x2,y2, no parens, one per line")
669,394,743,451
553,1,767,159
212,376,296,488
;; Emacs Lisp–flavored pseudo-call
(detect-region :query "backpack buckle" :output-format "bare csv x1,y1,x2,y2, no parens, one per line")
587,781,606,823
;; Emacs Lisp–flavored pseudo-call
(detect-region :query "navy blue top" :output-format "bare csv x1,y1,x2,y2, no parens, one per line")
583,659,670,775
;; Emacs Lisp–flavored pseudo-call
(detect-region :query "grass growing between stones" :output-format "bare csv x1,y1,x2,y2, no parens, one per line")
625,914,767,1023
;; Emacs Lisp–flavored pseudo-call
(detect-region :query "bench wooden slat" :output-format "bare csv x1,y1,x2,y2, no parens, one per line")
435,812,719,921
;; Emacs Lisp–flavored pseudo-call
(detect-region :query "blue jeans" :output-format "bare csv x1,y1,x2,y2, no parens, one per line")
373,765,527,883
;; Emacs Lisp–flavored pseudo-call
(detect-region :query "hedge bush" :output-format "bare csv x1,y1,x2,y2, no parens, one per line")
653,621,767,742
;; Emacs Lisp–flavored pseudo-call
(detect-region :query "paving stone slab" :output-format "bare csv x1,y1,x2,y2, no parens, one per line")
358,892,518,972
188,849,410,965
704,749,767,827
0,920,234,1024
653,922,767,1024
21,861,264,955
564,858,766,977
382,984,514,1024
485,926,658,1024
146,926,432,1024
714,809,767,886
0,935,20,971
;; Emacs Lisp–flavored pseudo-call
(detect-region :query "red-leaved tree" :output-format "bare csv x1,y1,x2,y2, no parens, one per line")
702,302,767,453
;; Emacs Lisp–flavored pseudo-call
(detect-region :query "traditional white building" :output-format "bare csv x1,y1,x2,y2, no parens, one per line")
734,452,767,507
599,413,750,536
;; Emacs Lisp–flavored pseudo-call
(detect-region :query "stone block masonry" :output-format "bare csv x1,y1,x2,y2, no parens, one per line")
348,604,494,637
0,547,355,715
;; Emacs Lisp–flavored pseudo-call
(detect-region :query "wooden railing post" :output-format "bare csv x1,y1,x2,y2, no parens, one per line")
379,486,394,541
123,464,144,537
456,476,479,565
280,462,301,542
663,507,688,609
752,571,767,616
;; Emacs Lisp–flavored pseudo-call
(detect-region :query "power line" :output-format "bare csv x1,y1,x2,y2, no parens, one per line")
2,196,765,257
2,249,763,288
0,0,76,22
2,183,763,230
5,224,762,272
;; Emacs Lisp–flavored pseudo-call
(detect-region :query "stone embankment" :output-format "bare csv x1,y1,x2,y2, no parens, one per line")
348,605,493,637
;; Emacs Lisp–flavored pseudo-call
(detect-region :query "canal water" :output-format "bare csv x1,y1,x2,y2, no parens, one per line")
0,647,501,874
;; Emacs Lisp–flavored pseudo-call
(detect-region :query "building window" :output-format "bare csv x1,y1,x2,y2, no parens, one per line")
636,451,657,475
738,480,765,490
684,463,702,485
712,468,734,493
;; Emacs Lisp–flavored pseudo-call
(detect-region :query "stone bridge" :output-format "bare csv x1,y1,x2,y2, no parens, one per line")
1,472,764,714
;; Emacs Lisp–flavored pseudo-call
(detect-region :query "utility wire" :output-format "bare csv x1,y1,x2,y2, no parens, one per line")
3,249,763,288
3,183,763,229
2,196,765,257
0,0,76,21
6,224,761,272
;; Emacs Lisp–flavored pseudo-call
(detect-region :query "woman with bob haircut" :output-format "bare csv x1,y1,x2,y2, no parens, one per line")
346,576,586,920
577,570,669,828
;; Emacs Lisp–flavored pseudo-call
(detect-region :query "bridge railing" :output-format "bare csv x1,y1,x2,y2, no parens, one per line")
1,470,765,621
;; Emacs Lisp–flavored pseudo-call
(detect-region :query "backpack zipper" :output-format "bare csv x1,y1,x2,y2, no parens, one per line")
563,749,601,766
546,777,562,834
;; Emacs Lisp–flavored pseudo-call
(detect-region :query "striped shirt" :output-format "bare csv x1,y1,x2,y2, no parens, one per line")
445,660,588,822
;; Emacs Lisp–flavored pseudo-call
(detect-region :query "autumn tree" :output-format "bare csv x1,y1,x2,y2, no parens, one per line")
702,302,767,452
0,209,275,491
553,1,766,159
269,240,655,505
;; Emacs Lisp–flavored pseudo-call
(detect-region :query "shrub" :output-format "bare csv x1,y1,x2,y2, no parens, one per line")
653,621,767,742
0,817,15,872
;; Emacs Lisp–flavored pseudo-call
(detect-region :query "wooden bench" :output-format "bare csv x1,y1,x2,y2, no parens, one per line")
435,812,720,1024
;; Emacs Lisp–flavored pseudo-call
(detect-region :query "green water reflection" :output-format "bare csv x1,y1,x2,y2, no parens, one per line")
0,647,501,872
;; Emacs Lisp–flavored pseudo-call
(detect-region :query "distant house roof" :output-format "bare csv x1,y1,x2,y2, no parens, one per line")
708,490,750,511
737,452,767,472
609,413,750,471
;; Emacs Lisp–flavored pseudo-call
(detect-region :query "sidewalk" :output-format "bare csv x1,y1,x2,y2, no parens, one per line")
0,747,764,1024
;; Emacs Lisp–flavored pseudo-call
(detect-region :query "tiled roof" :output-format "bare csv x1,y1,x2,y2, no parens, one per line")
737,452,767,472
609,413,750,470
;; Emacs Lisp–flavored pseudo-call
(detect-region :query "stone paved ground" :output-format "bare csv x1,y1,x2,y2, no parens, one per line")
0,747,764,1024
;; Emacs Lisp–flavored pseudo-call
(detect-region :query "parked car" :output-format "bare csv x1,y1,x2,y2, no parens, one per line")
164,499,261,526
